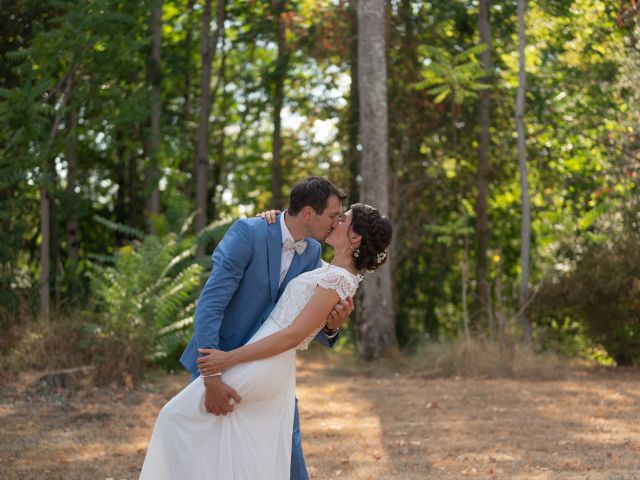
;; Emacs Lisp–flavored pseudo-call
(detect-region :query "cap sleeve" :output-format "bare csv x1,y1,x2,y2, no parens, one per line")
317,267,360,301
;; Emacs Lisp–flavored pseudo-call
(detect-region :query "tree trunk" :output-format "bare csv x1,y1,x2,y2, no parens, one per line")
48,152,59,307
209,47,227,223
145,0,162,224
195,0,225,256
128,153,140,229
473,0,494,338
516,0,533,348
271,0,288,211
356,0,397,360
39,73,72,321
180,0,196,202
182,0,195,126
114,130,128,239
346,0,360,205
65,76,79,284
495,252,507,349
39,184,50,321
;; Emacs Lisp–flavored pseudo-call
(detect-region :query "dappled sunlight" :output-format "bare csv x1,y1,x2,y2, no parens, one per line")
2,364,640,479
296,360,640,479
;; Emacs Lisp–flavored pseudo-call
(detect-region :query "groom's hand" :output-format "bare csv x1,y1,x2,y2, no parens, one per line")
203,376,242,415
326,296,355,330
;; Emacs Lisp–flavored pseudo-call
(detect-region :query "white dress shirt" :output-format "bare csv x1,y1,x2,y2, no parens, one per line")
279,212,296,287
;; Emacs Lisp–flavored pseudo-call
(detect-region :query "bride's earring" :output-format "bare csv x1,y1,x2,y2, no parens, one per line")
353,248,360,258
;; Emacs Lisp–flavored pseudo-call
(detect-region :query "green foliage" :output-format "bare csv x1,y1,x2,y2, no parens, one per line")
1,0,639,374
414,44,489,105
84,214,229,382
534,234,640,366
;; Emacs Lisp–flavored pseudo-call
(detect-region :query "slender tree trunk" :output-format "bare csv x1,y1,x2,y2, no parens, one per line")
114,130,128,234
210,46,227,223
180,0,196,201
39,184,50,322
65,76,79,279
39,74,72,321
473,0,494,338
516,0,533,348
145,0,162,224
346,0,360,205
356,0,397,360
495,252,507,349
128,153,140,228
195,0,225,256
271,0,288,211
182,0,195,126
48,153,59,307
461,239,471,344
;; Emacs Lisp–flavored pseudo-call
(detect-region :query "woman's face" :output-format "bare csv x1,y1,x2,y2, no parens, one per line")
326,209,358,249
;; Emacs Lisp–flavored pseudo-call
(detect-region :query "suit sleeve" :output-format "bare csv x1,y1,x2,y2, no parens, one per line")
193,220,253,351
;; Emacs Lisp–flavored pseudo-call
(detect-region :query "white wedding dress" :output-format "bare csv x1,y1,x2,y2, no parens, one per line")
139,264,361,480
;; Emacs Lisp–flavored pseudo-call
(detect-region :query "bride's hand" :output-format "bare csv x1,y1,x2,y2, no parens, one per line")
197,348,232,375
256,209,281,224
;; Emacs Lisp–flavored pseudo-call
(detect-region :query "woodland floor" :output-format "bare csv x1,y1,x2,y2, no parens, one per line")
1,350,640,480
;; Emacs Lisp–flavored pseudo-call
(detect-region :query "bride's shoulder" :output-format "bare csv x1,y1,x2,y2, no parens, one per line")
320,265,362,292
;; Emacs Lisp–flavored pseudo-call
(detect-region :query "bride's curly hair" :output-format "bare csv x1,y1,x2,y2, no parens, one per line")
349,203,392,272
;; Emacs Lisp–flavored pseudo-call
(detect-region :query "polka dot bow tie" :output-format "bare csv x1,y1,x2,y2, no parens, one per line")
283,239,307,255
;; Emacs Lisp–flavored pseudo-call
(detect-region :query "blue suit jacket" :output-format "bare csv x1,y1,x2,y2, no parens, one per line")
180,214,333,376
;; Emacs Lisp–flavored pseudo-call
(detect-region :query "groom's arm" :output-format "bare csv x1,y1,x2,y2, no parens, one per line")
193,220,253,351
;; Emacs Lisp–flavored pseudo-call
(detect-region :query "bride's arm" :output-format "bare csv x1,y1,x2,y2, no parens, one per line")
197,287,339,373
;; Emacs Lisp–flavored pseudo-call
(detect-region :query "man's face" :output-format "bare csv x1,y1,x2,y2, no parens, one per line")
306,195,343,242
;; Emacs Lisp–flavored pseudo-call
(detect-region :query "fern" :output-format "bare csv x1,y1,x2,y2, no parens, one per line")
93,214,145,239
88,212,210,366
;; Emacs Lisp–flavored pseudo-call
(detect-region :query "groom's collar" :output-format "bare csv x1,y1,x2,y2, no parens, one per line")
279,210,294,246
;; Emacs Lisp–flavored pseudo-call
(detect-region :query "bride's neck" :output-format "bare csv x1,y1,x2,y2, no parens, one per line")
330,248,358,275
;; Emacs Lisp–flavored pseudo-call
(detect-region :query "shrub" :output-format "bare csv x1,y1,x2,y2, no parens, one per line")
534,234,640,366
85,215,230,384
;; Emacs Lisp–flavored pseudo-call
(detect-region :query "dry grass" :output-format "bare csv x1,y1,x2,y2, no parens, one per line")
2,348,640,479
0,314,89,379
323,338,568,381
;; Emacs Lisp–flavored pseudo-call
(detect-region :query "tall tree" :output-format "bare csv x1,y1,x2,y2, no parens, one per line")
346,0,360,205
271,0,289,210
356,0,397,360
65,75,80,280
39,72,72,321
516,0,532,347
145,0,163,223
195,0,225,256
473,0,494,337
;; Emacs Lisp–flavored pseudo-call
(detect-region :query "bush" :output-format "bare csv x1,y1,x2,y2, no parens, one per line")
534,234,640,366
1,313,90,377
84,214,230,384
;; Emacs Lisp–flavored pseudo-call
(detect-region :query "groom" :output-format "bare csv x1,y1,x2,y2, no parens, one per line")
180,176,353,480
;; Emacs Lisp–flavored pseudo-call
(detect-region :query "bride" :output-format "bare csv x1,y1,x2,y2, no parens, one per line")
139,203,392,480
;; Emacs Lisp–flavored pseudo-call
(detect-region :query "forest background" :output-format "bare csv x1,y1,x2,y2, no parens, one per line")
1,0,640,385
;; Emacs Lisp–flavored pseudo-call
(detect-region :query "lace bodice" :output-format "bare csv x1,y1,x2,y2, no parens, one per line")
266,264,362,350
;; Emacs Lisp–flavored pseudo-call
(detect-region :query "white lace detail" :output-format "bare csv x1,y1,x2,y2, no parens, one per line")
264,265,361,350
317,268,359,301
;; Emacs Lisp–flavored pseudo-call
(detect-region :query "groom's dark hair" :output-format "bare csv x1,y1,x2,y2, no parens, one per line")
288,177,347,216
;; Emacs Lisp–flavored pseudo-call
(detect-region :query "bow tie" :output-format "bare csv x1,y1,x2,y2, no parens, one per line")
283,239,307,255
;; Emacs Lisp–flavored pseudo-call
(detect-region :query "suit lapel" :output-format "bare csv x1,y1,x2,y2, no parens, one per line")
267,216,283,302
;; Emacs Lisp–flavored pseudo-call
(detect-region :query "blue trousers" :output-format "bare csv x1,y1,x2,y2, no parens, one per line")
291,397,309,480
190,373,309,479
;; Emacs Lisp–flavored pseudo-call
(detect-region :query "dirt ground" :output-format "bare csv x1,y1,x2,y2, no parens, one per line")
1,352,640,480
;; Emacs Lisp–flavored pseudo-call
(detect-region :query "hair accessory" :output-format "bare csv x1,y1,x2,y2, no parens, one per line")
376,251,387,264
